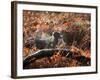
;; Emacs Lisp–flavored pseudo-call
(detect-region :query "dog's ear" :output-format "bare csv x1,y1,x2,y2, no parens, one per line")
53,32,61,38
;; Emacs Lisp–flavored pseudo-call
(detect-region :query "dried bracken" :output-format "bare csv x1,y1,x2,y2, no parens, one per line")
23,10,91,69
23,50,90,69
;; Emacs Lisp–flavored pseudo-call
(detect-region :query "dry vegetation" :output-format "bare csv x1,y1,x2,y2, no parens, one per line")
23,10,91,69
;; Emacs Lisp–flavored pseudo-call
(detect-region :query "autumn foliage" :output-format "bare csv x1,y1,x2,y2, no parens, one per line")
23,10,91,68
